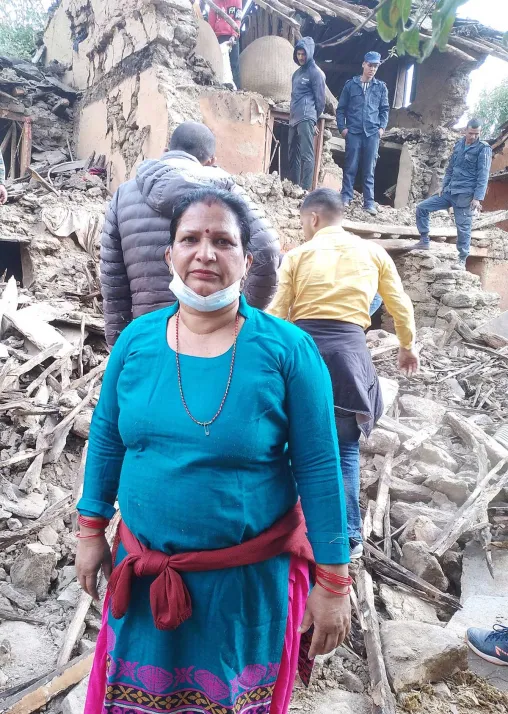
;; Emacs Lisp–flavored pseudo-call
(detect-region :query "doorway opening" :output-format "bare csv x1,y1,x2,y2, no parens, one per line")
267,109,325,189
0,241,23,284
0,113,32,182
331,141,401,206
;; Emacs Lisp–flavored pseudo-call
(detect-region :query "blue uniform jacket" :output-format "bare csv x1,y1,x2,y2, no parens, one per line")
442,138,492,201
336,76,390,137
290,37,326,128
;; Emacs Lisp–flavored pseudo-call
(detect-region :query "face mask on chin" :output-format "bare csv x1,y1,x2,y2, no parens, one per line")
169,265,245,313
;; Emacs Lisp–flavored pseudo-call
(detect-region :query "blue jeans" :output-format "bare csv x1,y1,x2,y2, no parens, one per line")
335,409,362,545
416,192,473,260
341,132,380,208
369,293,382,316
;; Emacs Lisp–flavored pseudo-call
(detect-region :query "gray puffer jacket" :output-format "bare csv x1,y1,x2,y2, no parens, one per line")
100,151,280,346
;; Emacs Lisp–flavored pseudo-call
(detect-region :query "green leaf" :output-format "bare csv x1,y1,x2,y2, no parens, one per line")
389,1,401,27
396,0,412,25
376,9,398,42
396,32,406,56
402,27,421,58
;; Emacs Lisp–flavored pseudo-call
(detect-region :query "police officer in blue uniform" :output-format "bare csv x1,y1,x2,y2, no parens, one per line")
412,118,492,269
336,51,390,216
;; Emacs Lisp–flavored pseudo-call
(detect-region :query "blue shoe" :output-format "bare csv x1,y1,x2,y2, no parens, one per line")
467,624,508,665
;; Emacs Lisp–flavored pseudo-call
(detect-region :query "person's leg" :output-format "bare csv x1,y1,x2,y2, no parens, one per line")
413,194,452,249
335,409,362,551
453,202,473,263
362,132,380,209
299,120,315,191
341,132,362,205
288,125,301,187
229,40,240,89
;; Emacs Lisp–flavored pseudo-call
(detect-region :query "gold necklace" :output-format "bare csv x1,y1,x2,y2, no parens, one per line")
175,311,239,435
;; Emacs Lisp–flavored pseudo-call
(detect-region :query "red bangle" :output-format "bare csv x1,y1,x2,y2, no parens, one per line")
76,532,105,539
316,567,352,586
78,515,109,530
316,580,351,596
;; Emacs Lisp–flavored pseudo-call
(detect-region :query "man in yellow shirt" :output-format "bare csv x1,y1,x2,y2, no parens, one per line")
268,188,418,558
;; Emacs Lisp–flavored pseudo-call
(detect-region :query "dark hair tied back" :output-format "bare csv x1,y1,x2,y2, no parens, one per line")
169,188,251,253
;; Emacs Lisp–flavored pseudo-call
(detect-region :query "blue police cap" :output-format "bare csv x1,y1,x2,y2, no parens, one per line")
364,51,381,64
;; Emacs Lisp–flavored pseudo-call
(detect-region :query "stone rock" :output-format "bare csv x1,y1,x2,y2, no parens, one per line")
444,378,466,399
416,443,459,472
400,541,449,591
72,410,92,439
336,668,365,693
10,543,57,600
38,525,59,547
6,518,22,531
361,428,400,456
441,291,478,308
0,668,7,687
0,639,11,668
65,669,89,710
380,620,468,692
399,395,447,424
57,581,81,610
440,550,462,590
378,377,399,414
379,584,440,624
46,484,71,507
0,492,47,519
0,583,37,611
308,689,373,714
399,515,441,547
423,472,469,505
391,502,452,529
388,477,433,503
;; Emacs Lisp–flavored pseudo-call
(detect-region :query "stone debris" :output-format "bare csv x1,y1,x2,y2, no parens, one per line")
380,620,468,692
62,675,89,714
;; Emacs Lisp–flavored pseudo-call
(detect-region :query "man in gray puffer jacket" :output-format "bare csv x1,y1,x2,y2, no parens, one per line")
100,122,280,346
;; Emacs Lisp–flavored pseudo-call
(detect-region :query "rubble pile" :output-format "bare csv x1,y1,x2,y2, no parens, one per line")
0,55,77,163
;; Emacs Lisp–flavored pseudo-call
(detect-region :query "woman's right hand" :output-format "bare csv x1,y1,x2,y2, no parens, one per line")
76,535,113,600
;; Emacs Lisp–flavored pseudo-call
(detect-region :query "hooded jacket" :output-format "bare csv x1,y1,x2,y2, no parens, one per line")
100,151,280,346
289,37,326,128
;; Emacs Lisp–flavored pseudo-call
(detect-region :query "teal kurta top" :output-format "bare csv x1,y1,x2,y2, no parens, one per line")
78,296,348,714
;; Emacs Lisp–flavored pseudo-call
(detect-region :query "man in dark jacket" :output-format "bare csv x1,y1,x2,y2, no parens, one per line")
100,121,280,346
289,37,326,191
336,51,390,216
412,118,492,270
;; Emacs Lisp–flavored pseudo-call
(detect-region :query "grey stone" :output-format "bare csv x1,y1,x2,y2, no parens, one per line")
0,639,11,668
62,676,89,714
423,472,469,505
414,461,459,480
460,542,508,603
378,377,399,415
57,565,76,592
399,516,441,547
361,428,400,456
308,689,373,714
336,668,365,693
399,395,447,423
6,518,22,531
380,620,468,692
0,492,47,519
416,443,459,472
444,378,466,399
446,595,506,638
72,410,92,440
10,543,57,600
57,581,81,610
441,291,478,308
391,502,452,529
38,525,59,547
379,584,440,624
388,477,433,503
400,542,449,591
0,583,36,611
466,649,508,692
0,668,7,687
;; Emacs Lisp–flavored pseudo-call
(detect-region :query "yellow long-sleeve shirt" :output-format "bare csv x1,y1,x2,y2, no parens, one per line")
267,226,416,350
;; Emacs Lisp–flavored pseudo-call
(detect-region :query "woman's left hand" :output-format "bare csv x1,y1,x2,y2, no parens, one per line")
299,585,351,659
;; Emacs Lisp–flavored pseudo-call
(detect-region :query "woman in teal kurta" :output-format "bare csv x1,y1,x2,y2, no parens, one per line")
76,188,350,714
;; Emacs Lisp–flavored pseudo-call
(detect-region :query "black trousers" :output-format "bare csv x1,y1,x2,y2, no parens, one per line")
288,120,315,190
217,36,241,89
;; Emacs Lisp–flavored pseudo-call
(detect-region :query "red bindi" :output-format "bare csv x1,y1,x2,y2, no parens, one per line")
205,228,210,233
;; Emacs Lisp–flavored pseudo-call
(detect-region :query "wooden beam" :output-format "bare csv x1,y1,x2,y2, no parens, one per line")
9,122,16,180
254,0,301,30
342,218,489,239
0,651,94,714
19,118,31,178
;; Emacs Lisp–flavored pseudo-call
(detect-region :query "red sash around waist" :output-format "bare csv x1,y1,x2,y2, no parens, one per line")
107,502,314,631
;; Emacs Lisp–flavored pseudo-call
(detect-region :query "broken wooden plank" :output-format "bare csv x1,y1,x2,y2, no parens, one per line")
8,342,62,379
69,358,107,392
446,412,508,465
357,568,397,714
343,218,487,239
431,458,508,558
0,449,45,469
372,453,393,539
25,348,74,397
0,609,45,626
0,494,72,548
402,424,440,453
5,308,72,358
0,651,94,714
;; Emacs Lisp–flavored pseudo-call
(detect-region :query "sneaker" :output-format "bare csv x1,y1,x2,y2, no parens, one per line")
350,542,363,559
364,205,377,216
409,239,430,251
451,258,466,271
467,624,508,665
